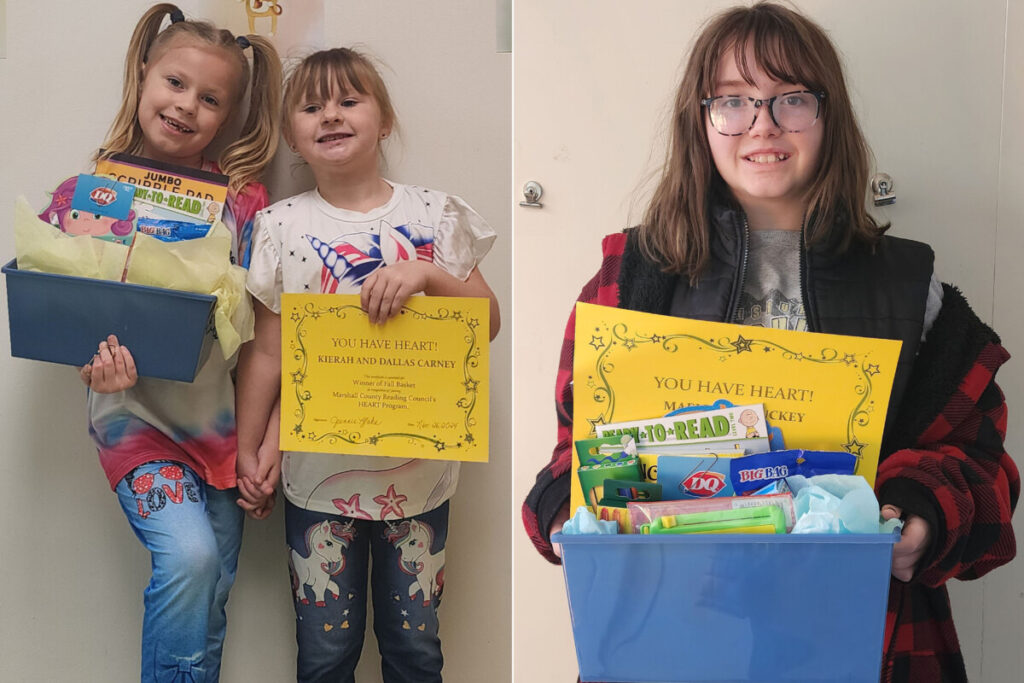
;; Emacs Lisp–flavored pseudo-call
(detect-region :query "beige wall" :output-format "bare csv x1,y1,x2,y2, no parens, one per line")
0,1,510,681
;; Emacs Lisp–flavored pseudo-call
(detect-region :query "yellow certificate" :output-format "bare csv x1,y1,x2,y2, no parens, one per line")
571,303,902,508
280,294,489,462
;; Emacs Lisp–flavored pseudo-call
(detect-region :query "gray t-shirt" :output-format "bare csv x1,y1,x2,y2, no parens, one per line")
733,230,806,330
674,229,942,338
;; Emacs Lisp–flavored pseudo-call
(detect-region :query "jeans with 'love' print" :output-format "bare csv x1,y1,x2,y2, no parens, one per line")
115,461,243,683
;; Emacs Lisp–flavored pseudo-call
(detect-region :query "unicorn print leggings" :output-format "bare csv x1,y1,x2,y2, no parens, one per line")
284,500,449,683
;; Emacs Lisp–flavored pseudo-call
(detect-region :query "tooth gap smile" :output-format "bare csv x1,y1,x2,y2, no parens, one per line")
162,115,192,133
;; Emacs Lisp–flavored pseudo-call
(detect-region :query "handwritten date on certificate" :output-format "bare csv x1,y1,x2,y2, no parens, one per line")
279,294,489,462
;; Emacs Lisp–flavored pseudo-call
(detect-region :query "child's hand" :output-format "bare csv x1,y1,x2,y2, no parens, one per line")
882,504,932,582
360,261,434,324
550,501,572,559
236,426,282,520
237,481,275,520
81,335,138,393
236,450,276,520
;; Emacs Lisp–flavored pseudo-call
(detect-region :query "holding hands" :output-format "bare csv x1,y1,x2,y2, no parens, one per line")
80,334,138,393
236,401,282,520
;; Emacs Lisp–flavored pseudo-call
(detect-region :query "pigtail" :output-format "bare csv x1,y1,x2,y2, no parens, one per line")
95,3,182,162
218,35,282,194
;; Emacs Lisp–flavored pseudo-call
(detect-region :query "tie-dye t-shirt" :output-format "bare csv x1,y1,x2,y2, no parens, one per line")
245,182,496,519
40,165,268,490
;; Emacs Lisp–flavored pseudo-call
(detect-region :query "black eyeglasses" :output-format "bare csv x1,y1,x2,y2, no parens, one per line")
701,90,826,136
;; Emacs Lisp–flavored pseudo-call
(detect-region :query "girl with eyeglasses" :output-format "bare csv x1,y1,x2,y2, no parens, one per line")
522,3,1018,682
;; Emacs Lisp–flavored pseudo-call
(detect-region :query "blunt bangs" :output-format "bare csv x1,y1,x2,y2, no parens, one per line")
700,12,829,98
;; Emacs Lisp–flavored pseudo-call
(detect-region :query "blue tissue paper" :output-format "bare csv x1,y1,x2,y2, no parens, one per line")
561,506,619,535
790,474,904,534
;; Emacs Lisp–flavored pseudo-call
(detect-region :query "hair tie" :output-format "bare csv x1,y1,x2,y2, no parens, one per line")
236,35,251,50
169,8,185,24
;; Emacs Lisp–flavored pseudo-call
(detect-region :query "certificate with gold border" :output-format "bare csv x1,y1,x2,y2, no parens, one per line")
571,303,901,509
280,294,489,462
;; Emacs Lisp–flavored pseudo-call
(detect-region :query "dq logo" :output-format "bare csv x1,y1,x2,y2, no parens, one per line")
89,186,117,206
681,471,726,497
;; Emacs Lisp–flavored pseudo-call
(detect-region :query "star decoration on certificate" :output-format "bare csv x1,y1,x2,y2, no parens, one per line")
730,335,753,353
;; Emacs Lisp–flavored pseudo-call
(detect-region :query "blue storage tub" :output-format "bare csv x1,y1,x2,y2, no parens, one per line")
555,530,898,683
2,259,216,382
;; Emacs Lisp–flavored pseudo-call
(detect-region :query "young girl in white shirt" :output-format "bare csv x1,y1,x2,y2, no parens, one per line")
235,47,500,682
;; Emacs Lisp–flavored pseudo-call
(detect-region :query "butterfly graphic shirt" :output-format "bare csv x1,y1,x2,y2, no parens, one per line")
246,181,496,519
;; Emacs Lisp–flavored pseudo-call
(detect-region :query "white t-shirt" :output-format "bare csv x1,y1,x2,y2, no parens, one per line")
246,182,496,519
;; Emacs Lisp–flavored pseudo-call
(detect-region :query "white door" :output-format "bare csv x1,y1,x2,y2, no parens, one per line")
513,1,1014,681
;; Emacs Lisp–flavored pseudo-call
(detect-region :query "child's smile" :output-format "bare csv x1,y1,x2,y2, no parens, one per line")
288,86,388,178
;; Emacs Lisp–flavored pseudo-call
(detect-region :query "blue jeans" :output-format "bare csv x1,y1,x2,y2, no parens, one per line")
115,461,244,683
285,500,450,683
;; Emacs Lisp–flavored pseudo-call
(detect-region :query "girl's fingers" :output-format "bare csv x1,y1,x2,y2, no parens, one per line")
236,497,261,513
121,346,138,382
880,504,902,521
389,283,415,319
95,343,114,385
360,273,376,313
112,344,128,378
80,361,94,386
361,273,385,322
237,477,264,505
368,278,387,323
259,461,281,494
257,492,277,518
381,278,404,320
255,455,279,488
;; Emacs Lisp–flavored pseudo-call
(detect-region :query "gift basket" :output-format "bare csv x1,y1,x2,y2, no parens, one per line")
560,305,907,682
3,155,253,382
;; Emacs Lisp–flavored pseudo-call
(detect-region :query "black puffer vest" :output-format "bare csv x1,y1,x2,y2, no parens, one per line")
616,204,934,451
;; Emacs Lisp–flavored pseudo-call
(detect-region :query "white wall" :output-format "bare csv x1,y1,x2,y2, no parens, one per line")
0,1,510,681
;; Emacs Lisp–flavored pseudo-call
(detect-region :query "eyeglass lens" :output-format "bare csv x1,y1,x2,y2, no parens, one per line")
708,92,820,135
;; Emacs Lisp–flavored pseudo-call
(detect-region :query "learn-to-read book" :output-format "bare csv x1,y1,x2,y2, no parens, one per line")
94,153,228,223
596,403,772,455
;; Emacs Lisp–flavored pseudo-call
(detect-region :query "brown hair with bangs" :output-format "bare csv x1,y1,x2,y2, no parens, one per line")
640,1,885,283
282,47,397,145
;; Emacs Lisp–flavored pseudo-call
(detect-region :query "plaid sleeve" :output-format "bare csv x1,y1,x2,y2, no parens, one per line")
522,233,626,563
877,287,1019,586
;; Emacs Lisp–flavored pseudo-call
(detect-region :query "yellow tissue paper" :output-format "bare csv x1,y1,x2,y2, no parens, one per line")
13,196,253,358
125,223,254,357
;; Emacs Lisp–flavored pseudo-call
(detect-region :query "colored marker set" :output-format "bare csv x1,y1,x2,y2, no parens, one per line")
644,505,787,535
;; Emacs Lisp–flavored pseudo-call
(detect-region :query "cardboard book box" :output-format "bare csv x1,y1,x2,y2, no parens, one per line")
3,260,215,382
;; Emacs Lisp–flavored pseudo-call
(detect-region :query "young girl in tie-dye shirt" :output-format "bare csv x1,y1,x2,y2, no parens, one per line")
38,5,281,680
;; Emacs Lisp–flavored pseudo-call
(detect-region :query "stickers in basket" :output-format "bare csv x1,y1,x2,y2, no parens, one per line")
67,174,138,245
71,174,136,220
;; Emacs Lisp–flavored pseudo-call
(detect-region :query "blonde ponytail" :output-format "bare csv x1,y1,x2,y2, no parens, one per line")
96,3,181,162
218,34,282,193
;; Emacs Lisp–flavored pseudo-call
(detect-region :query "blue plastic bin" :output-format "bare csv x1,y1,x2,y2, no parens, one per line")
555,530,898,682
2,259,216,382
